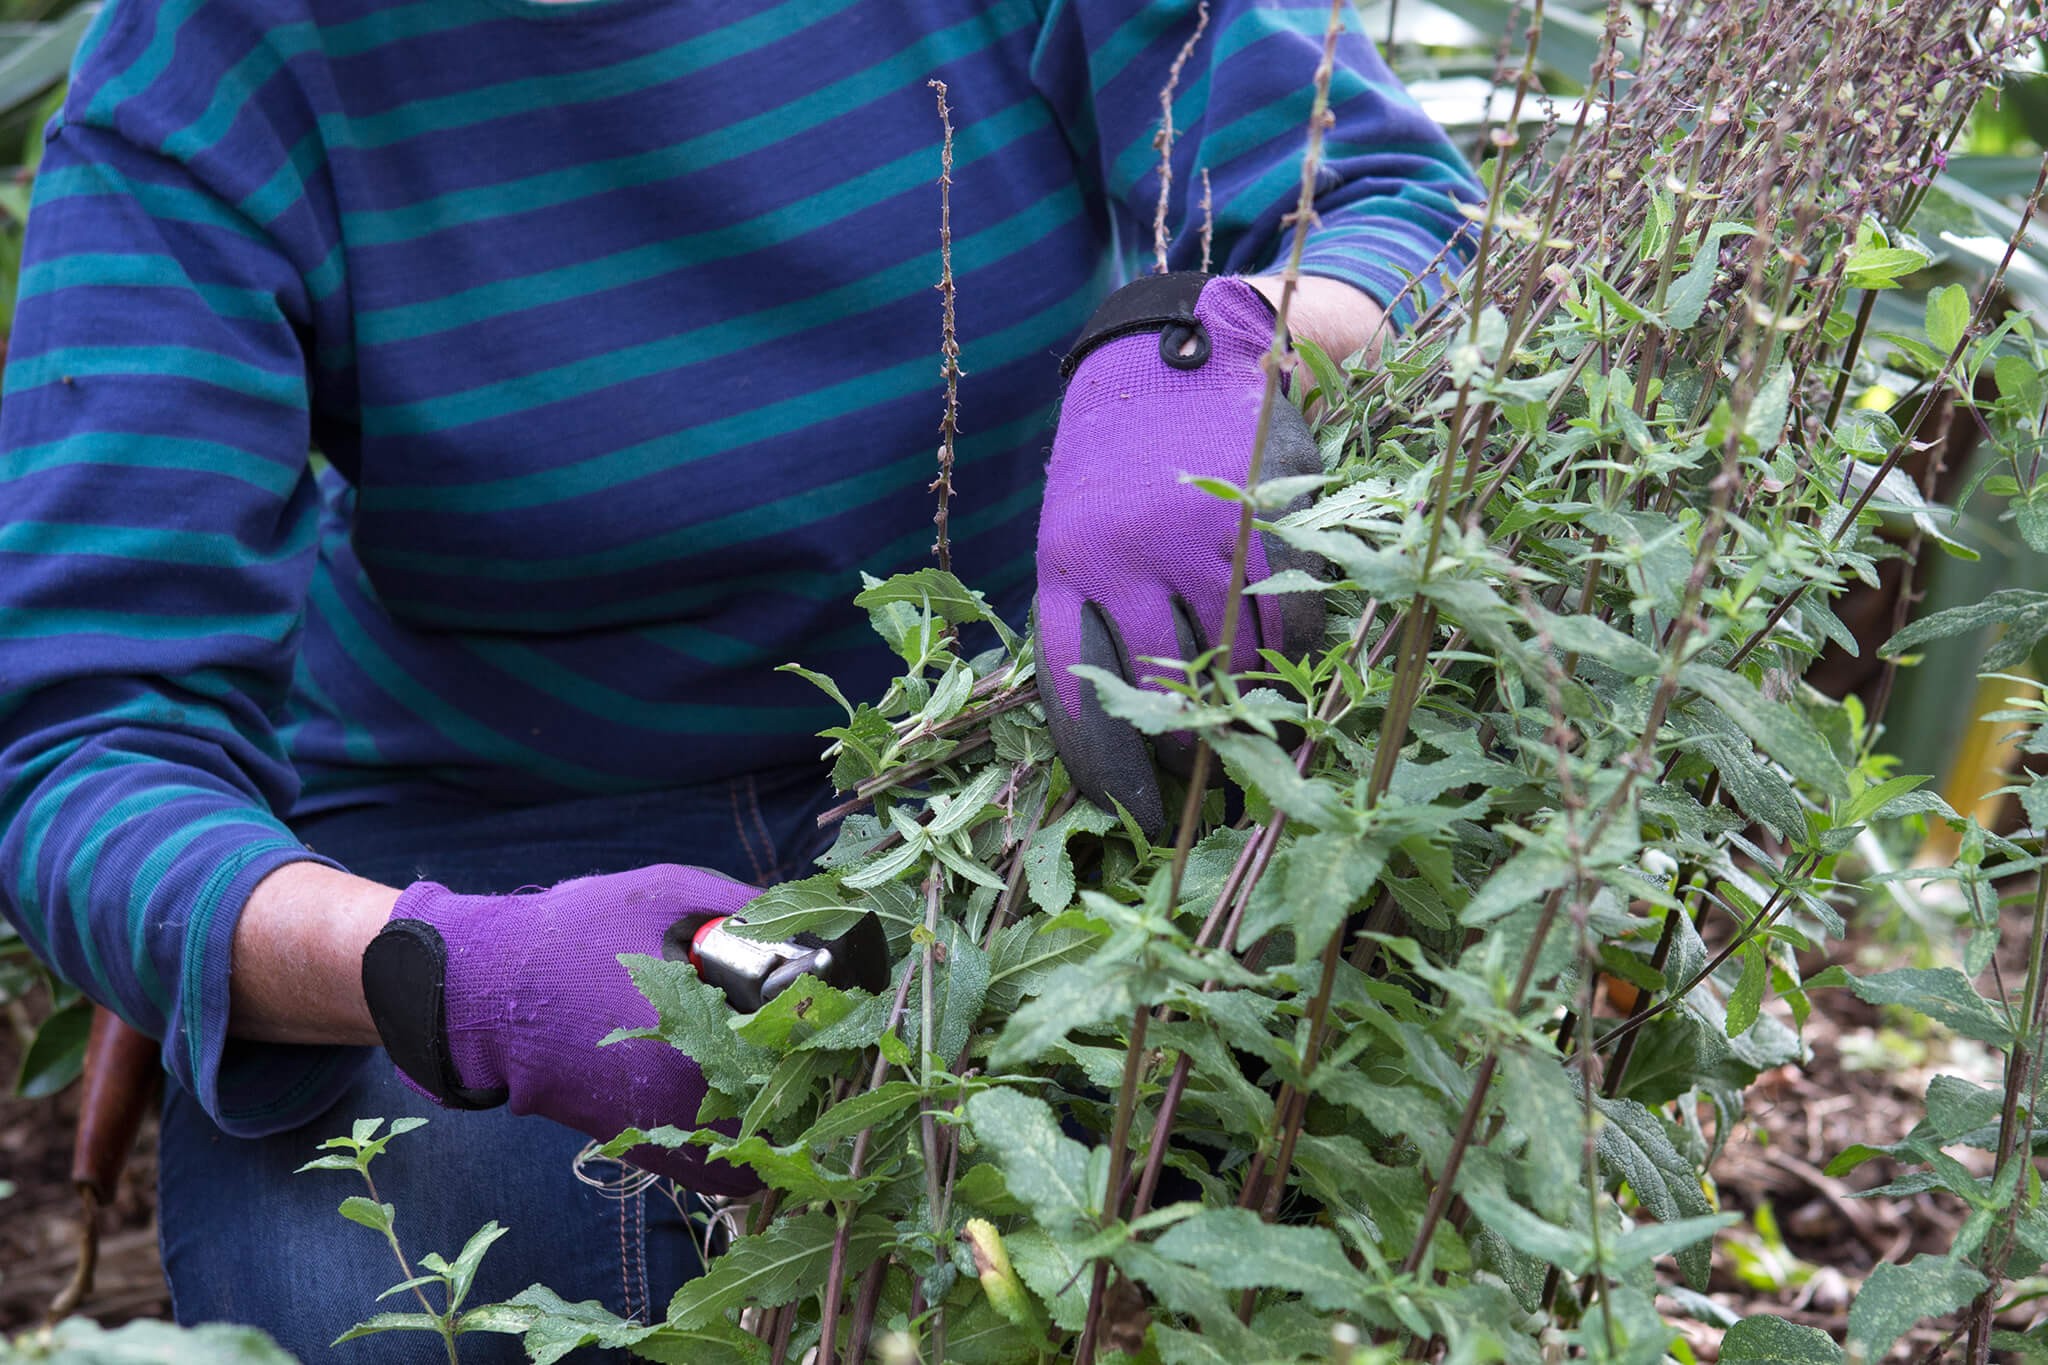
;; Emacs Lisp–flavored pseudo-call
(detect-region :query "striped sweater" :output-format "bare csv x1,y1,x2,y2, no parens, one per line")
0,0,1478,1134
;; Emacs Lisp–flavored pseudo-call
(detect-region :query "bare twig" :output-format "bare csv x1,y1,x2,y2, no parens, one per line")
929,78,961,573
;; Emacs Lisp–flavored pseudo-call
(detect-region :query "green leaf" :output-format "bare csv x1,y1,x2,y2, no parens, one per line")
797,1081,923,1150
697,1134,878,1203
1923,1073,2005,1142
1461,1182,1593,1273
1745,365,1793,447
31,1317,298,1363
963,1088,1096,1234
1712,1326,1843,1365
669,1210,893,1328
1848,968,2016,1046
1880,589,2048,671
733,974,862,1051
440,1220,508,1314
1841,244,1929,291
1238,828,1391,965
1925,282,1970,355
1021,801,1117,916
990,949,1142,1071
1846,1256,1988,1362
1151,1208,1369,1313
15,995,91,1099
1593,1096,1717,1290
338,1197,396,1237
1210,731,1348,827
922,920,991,1065
2019,484,2048,555
1006,1226,1092,1332
1679,664,1848,798
985,920,1101,1014
611,954,773,1095
1725,941,1767,1038
333,1313,447,1345
1664,223,1751,329
853,568,1003,628
740,1050,827,1140
475,1285,766,1365
727,874,868,944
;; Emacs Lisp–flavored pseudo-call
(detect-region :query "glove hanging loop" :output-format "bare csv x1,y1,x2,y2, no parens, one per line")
1159,319,1210,370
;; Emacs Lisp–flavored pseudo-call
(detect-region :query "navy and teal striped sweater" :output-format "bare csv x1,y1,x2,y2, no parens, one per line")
0,0,1478,1134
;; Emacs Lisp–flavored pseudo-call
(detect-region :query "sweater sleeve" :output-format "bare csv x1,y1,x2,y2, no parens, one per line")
1029,0,1482,328
0,115,355,1137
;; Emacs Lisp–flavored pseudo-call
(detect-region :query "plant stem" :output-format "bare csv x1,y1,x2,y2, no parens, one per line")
1150,2,1211,274
928,79,960,574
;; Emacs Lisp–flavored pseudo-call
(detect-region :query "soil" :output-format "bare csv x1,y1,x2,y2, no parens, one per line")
0,949,2029,1360
0,987,167,1336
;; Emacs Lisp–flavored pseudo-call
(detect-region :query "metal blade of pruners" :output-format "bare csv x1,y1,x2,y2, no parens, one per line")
662,910,890,1013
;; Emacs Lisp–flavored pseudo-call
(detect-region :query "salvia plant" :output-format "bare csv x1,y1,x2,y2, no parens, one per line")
307,0,2048,1361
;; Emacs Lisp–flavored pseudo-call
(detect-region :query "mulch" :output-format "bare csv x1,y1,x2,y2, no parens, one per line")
0,987,168,1335
0,954,2025,1360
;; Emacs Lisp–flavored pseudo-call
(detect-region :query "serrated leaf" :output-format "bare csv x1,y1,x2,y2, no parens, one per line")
1238,828,1391,964
728,874,868,944
484,1285,765,1365
1151,1208,1369,1313
669,1210,893,1328
913,920,990,1067
1849,968,2015,1045
442,1221,508,1313
1006,1226,1091,1332
697,1134,878,1203
1022,801,1117,915
1210,731,1348,828
1680,664,1848,798
990,951,1142,1070
1881,589,2048,671
798,1082,923,1150
1593,1096,1717,1289
1665,223,1751,329
2020,484,2048,554
1726,941,1767,1037
611,954,773,1095
853,568,1001,627
1846,1256,1988,1361
985,920,1100,1014
964,1088,1095,1233
1721,1313,1841,1363
1745,366,1793,447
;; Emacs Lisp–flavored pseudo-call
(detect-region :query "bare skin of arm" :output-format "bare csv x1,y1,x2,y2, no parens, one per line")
1247,273,1390,371
229,861,399,1045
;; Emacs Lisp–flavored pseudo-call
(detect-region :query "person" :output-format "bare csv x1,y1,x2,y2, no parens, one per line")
0,0,1478,1356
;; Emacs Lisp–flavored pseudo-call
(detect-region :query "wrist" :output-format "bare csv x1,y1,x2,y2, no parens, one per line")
229,860,400,1046
1245,273,1389,367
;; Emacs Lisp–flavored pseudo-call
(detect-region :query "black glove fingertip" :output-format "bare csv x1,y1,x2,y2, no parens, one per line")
1042,602,1167,837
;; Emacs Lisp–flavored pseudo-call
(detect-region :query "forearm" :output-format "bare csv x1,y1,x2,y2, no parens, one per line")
1247,273,1389,368
229,860,401,1046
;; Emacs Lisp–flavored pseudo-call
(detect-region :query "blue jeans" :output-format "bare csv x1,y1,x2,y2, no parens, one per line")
158,770,835,1363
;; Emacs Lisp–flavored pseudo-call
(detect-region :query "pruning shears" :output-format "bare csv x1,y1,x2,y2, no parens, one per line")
664,911,890,1013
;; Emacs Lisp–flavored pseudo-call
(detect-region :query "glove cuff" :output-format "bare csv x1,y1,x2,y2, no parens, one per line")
1060,273,1279,380
363,887,509,1110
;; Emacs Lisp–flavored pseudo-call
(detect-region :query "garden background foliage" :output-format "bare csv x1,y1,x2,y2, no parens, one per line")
342,2,2048,1362
11,0,2048,1362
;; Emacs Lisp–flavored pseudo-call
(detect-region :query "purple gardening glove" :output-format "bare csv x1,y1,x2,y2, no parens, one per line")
1037,272,1326,834
360,864,760,1195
